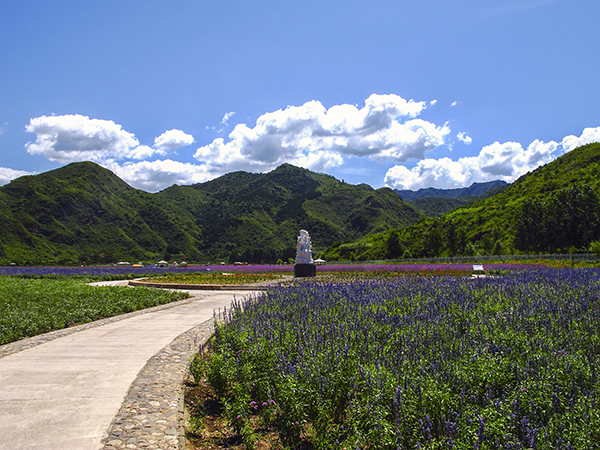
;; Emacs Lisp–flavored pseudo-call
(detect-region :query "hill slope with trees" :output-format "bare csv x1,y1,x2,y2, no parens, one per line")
322,142,600,261
5,143,598,265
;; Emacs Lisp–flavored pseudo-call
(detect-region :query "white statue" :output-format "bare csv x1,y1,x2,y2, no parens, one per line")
295,229,314,264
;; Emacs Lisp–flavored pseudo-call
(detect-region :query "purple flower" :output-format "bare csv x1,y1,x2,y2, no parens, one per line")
262,402,268,406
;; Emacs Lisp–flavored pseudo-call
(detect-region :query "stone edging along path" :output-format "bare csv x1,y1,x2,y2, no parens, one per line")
100,280,291,449
101,317,215,450
129,280,268,290
100,282,291,450
100,281,282,450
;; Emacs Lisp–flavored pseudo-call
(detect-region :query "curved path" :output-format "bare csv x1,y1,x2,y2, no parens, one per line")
0,284,255,450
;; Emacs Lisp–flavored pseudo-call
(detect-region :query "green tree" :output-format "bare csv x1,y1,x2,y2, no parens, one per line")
548,185,600,251
514,185,600,253
514,197,549,253
422,222,444,257
384,230,403,259
589,240,600,257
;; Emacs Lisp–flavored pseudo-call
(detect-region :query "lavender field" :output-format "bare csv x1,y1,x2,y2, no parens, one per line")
195,268,600,448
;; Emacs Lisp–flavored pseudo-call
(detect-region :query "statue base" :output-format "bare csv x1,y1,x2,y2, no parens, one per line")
294,263,316,278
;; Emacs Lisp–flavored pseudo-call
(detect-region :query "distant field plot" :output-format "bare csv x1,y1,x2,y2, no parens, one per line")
145,272,286,285
0,278,189,345
0,261,546,278
191,268,600,448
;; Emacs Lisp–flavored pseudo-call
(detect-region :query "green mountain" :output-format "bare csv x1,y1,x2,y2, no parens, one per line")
0,162,204,265
7,143,598,265
322,142,600,261
0,162,422,265
155,163,423,263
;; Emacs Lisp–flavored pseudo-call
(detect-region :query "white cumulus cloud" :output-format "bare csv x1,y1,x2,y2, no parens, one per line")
194,94,448,175
22,106,598,194
561,126,600,152
0,167,35,186
384,130,586,190
108,160,212,192
457,132,472,145
221,111,235,125
25,114,143,163
22,114,203,192
25,114,194,164
206,111,237,132
154,129,194,152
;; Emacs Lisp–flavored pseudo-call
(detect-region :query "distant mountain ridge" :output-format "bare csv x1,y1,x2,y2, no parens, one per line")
0,162,423,265
395,180,508,201
408,196,479,218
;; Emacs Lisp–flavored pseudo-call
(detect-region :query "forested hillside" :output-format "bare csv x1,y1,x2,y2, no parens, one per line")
156,164,423,262
0,162,422,265
0,162,204,265
322,142,600,261
408,196,478,217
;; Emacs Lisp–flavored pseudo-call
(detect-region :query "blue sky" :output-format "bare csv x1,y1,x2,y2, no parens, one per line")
1,0,598,192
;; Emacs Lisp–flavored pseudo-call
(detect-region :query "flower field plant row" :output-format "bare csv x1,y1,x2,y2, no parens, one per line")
190,268,600,449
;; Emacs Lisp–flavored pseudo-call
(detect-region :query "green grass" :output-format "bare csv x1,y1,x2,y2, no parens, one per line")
0,277,189,345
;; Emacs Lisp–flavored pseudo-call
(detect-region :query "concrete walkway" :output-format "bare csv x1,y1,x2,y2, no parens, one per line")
0,286,253,450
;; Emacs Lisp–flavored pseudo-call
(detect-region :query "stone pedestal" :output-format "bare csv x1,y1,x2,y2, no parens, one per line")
294,263,316,278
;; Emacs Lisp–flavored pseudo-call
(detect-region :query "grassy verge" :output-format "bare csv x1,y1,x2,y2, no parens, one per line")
0,277,189,345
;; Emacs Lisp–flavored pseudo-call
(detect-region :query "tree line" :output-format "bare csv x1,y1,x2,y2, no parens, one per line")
513,184,600,253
